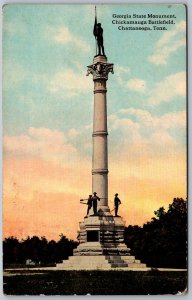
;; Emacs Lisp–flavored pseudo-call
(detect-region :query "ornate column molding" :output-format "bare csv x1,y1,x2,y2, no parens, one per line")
87,62,114,81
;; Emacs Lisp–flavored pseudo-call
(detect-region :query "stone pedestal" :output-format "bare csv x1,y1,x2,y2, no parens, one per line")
76,215,129,255
56,214,147,270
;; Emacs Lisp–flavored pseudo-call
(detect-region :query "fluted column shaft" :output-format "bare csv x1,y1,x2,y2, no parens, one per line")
87,55,113,211
92,78,108,207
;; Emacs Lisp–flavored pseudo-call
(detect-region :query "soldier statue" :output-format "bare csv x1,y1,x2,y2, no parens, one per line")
114,193,121,217
92,192,100,215
93,15,106,56
86,195,93,217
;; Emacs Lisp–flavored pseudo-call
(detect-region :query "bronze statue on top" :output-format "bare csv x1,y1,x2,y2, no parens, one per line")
93,7,106,56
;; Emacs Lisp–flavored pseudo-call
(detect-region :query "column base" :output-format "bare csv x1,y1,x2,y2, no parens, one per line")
56,213,147,270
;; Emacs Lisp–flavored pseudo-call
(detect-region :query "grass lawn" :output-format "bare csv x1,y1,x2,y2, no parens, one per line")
3,269,187,295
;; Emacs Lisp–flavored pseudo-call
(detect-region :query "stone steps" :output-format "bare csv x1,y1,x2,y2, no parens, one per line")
57,256,110,269
106,256,123,262
127,263,147,268
107,258,122,262
105,255,128,268
56,254,147,270
105,255,147,268
121,259,135,263
110,263,128,268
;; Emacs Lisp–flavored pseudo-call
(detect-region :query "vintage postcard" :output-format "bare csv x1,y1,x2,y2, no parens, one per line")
3,3,187,295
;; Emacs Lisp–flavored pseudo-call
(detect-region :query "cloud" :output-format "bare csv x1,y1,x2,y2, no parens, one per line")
3,118,186,240
148,21,186,65
108,108,186,161
150,130,176,146
115,64,131,86
114,66,147,94
119,108,186,130
49,68,92,95
107,109,186,227
156,21,186,48
3,126,92,240
54,26,90,53
122,71,186,105
127,78,146,93
115,69,186,106
111,118,141,143
107,108,186,223
67,128,79,139
157,111,186,129
4,127,77,162
147,71,186,105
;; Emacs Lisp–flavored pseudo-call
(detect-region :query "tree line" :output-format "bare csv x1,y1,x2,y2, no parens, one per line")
3,234,78,267
3,197,187,268
124,197,187,268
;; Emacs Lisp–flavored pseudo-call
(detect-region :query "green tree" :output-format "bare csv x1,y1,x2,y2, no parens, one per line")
154,206,166,219
124,198,187,268
3,236,20,264
3,234,79,266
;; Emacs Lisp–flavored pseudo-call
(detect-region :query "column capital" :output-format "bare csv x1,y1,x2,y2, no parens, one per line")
87,58,114,81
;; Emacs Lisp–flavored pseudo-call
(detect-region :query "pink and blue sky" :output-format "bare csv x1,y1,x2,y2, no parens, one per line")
3,4,186,240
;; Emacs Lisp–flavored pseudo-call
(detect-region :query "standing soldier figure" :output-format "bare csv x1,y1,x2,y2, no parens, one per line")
86,195,93,217
92,192,100,215
93,8,106,57
114,193,121,217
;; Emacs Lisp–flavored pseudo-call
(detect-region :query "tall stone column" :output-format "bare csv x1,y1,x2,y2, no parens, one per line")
56,19,148,270
87,55,113,212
